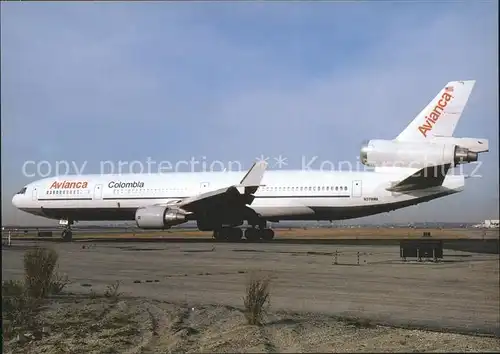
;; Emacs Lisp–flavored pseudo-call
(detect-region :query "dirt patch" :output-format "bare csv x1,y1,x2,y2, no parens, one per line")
3,295,499,353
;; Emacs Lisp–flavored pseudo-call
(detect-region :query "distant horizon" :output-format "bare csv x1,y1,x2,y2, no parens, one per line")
3,220,497,229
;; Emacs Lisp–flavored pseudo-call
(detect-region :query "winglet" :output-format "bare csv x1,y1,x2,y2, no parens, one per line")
239,161,268,187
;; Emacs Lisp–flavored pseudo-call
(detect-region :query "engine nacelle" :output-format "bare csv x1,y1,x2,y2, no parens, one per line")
135,206,187,229
360,139,478,168
429,136,489,153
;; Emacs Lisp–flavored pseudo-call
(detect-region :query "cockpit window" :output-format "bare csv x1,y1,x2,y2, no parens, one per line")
16,187,27,194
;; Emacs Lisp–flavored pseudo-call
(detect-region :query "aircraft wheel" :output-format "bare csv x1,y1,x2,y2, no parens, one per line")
245,228,260,242
220,227,242,241
213,230,225,241
261,228,274,241
228,228,243,241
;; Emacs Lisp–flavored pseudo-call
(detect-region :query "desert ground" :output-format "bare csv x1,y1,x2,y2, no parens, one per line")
2,238,499,353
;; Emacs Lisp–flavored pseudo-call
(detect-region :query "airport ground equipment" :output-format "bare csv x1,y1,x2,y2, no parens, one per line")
400,239,443,262
37,231,53,237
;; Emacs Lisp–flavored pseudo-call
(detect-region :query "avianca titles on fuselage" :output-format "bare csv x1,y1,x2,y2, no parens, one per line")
50,181,88,189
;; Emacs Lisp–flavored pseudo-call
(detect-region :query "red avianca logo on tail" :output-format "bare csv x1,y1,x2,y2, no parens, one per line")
418,88,454,137
50,181,88,189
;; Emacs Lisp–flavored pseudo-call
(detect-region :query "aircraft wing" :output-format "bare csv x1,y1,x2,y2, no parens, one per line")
386,163,452,192
176,161,268,213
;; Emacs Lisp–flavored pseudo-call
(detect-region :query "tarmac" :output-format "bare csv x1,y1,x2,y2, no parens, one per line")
2,240,499,336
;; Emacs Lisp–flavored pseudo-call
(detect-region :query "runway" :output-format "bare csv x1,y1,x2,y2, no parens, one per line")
2,240,499,337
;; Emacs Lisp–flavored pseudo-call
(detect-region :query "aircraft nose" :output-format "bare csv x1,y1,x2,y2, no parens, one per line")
12,194,21,208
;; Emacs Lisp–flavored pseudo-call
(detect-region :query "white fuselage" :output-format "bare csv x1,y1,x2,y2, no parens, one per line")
10,79,486,236
12,169,464,223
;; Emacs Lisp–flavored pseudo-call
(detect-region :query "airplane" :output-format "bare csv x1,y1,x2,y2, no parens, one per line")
12,80,489,242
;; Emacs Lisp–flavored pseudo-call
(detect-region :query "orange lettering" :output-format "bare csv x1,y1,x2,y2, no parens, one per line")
419,125,431,137
50,180,88,189
428,111,439,122
421,122,432,130
417,91,454,137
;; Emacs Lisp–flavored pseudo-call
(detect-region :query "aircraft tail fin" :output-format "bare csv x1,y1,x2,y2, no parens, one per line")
395,80,475,141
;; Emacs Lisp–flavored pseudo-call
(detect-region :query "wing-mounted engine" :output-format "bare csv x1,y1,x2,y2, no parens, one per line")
360,139,482,168
135,205,188,229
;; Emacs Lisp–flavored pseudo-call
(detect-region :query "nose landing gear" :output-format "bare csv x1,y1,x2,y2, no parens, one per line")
59,219,74,242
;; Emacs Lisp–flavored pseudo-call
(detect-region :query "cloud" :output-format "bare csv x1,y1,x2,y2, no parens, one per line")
1,2,498,225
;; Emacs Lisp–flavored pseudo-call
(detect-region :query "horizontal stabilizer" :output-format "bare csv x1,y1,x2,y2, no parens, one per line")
430,136,489,153
387,164,452,192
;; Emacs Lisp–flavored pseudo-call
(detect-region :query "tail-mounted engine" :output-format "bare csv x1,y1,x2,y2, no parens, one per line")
360,138,486,168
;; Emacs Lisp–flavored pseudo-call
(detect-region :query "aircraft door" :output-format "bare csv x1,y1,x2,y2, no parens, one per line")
31,187,38,201
94,184,103,200
352,180,362,197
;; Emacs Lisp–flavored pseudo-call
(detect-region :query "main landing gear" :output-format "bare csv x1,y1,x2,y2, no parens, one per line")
212,223,275,242
59,219,73,242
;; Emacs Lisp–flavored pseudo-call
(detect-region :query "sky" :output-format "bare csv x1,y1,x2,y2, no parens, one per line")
1,1,498,226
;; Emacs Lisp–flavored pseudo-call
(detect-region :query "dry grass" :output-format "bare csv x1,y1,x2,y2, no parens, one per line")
2,280,41,337
243,272,271,326
49,271,71,295
4,299,499,353
2,247,71,341
23,247,59,298
104,280,122,301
